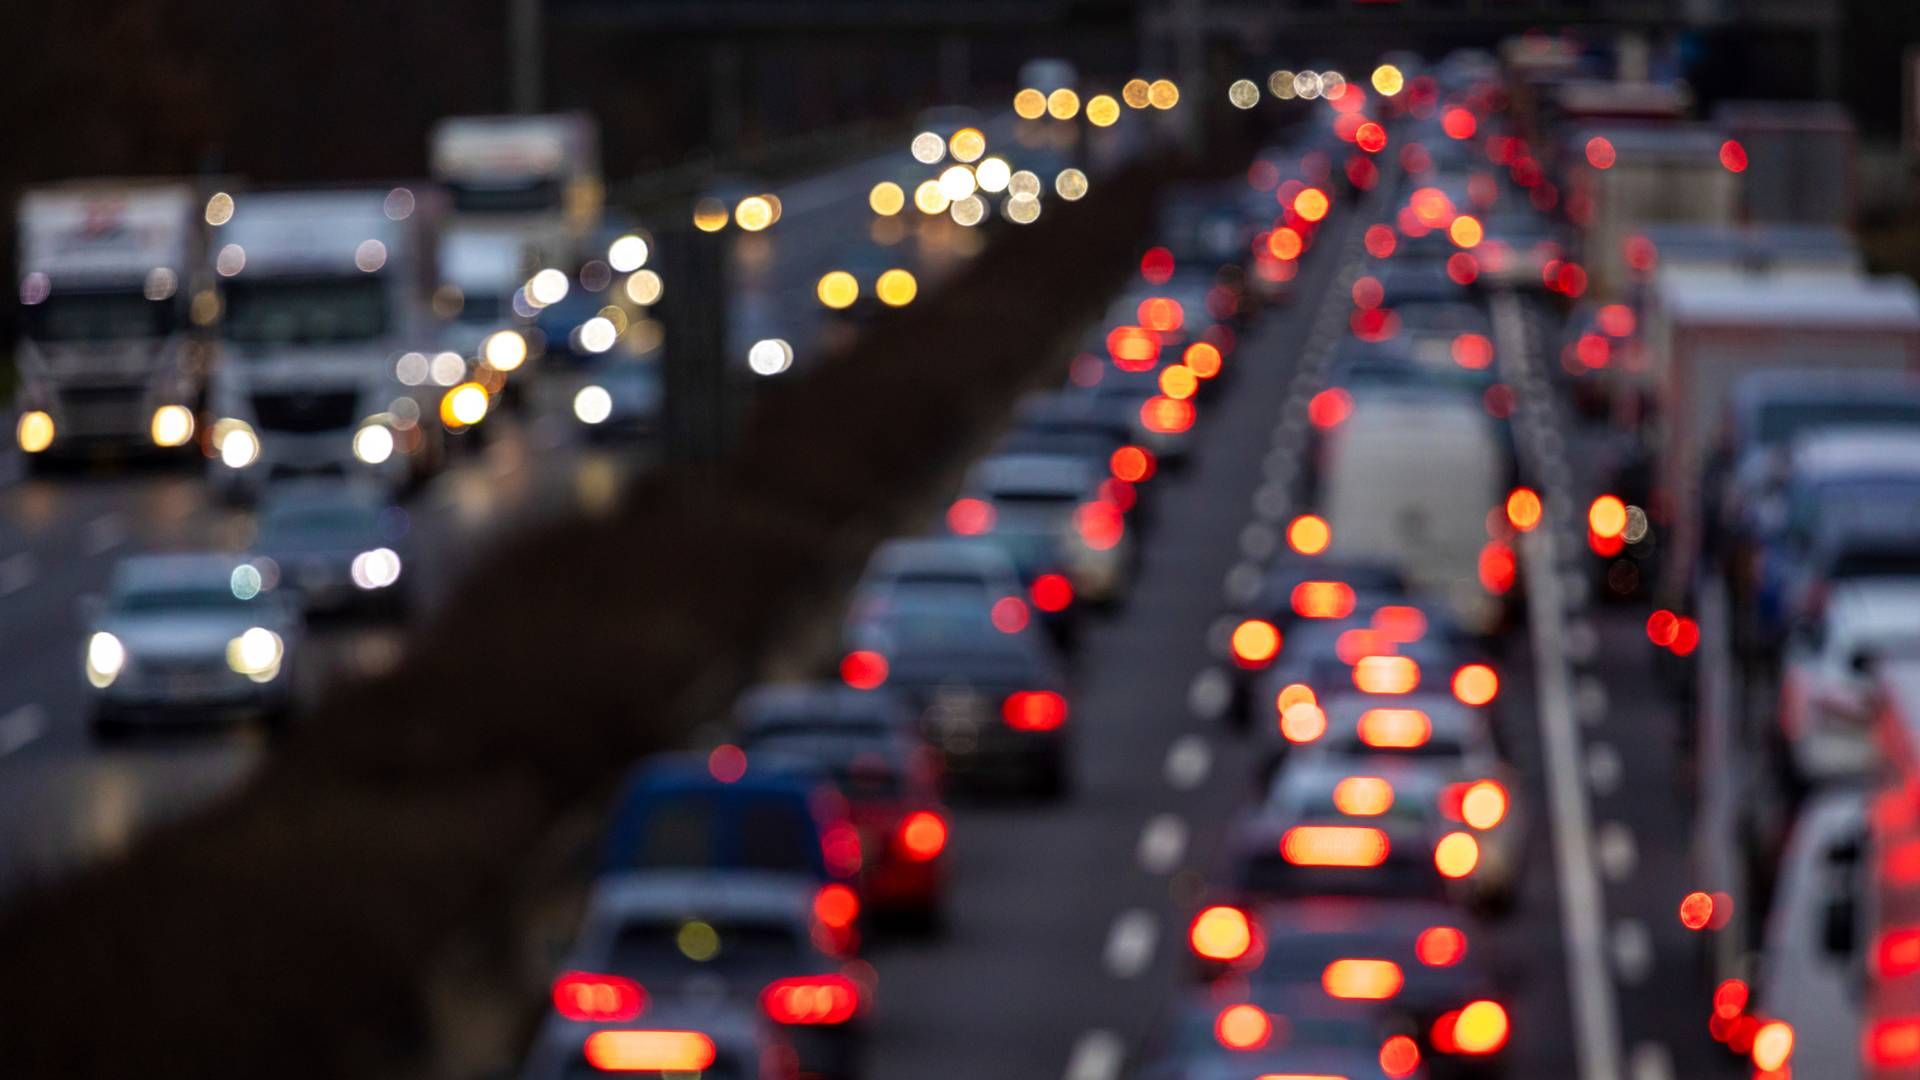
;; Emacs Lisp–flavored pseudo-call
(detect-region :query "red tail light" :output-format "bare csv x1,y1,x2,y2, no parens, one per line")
1380,1034,1422,1078
1190,905,1255,962
761,974,861,1025
1107,325,1161,371
1183,342,1223,379
553,972,646,1022
991,596,1030,634
1478,541,1516,595
1292,580,1357,619
1713,978,1749,1020
1141,395,1195,434
1587,495,1627,539
840,650,888,690
1138,297,1184,333
1335,628,1388,665
1098,477,1136,513
1109,445,1156,483
897,810,948,862
813,883,860,929
1671,617,1700,657
1434,831,1480,878
1452,333,1494,369
1140,246,1175,283
1646,610,1680,647
1444,779,1509,830
1868,1017,1920,1067
1878,928,1920,978
1416,926,1467,967
1332,776,1394,817
1309,388,1352,428
1030,573,1073,613
947,497,995,536
821,820,862,878
1230,619,1282,668
583,1031,715,1072
1074,501,1126,551
1435,1000,1509,1055
1358,707,1430,747
1280,825,1389,867
1323,958,1403,1000
1452,663,1499,706
1354,657,1420,695
1214,1003,1271,1050
1372,605,1427,643
1447,251,1480,285
1003,690,1068,731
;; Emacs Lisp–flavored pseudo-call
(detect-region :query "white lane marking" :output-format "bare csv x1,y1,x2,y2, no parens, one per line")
1137,814,1188,875
1251,484,1290,522
1187,667,1231,722
1586,741,1623,796
1610,917,1653,984
1575,675,1610,727
1103,908,1158,978
0,552,35,597
1628,1042,1674,1080
1062,1030,1124,1080
1164,736,1211,791
1222,563,1262,606
85,513,127,555
1238,522,1278,561
1596,821,1637,882
1564,619,1599,663
0,704,47,757
1503,288,1624,1080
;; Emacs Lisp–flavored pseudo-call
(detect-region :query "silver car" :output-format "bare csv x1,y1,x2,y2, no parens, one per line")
83,553,303,733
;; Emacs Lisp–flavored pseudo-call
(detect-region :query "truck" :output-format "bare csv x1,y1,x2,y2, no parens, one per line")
1567,124,1743,302
1645,267,1920,601
428,113,600,272
13,181,206,461
433,225,533,362
1713,100,1857,228
203,188,446,502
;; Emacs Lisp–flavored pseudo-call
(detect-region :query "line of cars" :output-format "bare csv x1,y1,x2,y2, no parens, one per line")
1140,52,1552,1080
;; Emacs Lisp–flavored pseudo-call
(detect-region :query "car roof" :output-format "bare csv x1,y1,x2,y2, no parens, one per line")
867,536,1018,580
969,454,1098,497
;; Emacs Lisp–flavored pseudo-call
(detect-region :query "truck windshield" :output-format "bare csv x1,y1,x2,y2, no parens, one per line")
23,290,173,343
222,277,389,346
446,178,562,215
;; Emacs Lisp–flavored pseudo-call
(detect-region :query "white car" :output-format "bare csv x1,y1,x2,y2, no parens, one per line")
1779,579,1920,784
83,553,303,733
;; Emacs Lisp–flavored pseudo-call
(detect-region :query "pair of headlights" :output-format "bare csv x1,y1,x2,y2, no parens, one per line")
86,627,285,688
209,418,396,469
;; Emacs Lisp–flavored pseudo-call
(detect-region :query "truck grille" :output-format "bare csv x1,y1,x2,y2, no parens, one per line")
250,390,358,433
57,384,145,437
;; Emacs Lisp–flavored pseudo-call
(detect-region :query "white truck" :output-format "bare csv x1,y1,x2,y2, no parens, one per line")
204,188,445,502
434,226,533,362
1568,124,1743,303
14,182,206,460
429,113,600,272
1646,268,1920,600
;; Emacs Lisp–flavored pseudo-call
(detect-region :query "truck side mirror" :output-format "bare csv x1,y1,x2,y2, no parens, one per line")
1822,893,1856,958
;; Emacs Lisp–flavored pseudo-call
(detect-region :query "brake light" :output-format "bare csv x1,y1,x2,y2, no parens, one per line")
1332,776,1394,817
1287,514,1332,555
840,650,888,690
1371,605,1426,643
1354,657,1420,695
1141,395,1196,434
708,744,748,783
1646,610,1679,647
1292,581,1356,619
553,972,646,1022
1277,683,1316,711
1358,707,1429,747
1322,958,1403,1000
1190,905,1255,962
1458,780,1508,829
1713,978,1749,1020
813,883,860,929
1281,702,1329,743
1478,541,1516,595
1868,1017,1920,1066
1230,619,1282,668
991,596,1030,634
1109,445,1156,483
1335,628,1388,665
1452,333,1494,369
1588,495,1627,539
1416,926,1467,967
1215,1003,1272,1050
1138,296,1184,333
1003,690,1068,731
897,810,948,862
1448,1000,1510,1055
821,820,862,878
1879,928,1920,978
1141,246,1175,283
1751,1020,1793,1072
1671,618,1700,657
1435,831,1480,878
1158,364,1199,401
947,497,996,536
1504,487,1541,531
1098,477,1136,513
1074,501,1126,551
1183,342,1223,379
1280,825,1389,867
1679,890,1715,931
583,1031,717,1072
1308,388,1352,429
761,974,861,1025
1452,663,1500,706
1029,573,1073,613
1107,325,1161,371
1379,1034,1422,1078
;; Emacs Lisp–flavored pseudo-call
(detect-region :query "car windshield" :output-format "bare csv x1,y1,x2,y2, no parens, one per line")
746,732,904,798
24,289,174,342
1793,478,1920,544
113,584,256,613
1761,401,1920,445
222,276,390,345
609,917,804,973
628,792,817,874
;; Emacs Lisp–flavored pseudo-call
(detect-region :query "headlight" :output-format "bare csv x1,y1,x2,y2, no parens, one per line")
573,385,613,425
226,627,284,680
483,330,527,372
352,423,395,465
440,382,489,427
150,404,196,448
213,418,260,468
16,410,54,454
350,548,402,590
86,632,126,687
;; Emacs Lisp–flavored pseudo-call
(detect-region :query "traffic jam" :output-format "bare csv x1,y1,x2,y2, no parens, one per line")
8,23,1920,1080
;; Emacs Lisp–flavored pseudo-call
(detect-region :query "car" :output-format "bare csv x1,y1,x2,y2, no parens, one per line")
1263,757,1522,912
1247,620,1491,751
852,537,1031,634
1777,514,1920,655
519,995,793,1080
598,755,865,944
1136,985,1425,1080
1299,690,1508,779
1778,580,1920,785
1190,898,1510,1078
1217,556,1414,727
83,552,303,733
1066,360,1197,469
549,870,865,1079
951,452,1135,609
734,683,950,927
842,587,1071,797
250,482,410,615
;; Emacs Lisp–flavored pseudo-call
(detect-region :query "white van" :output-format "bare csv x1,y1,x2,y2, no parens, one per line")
1754,789,1866,1080
1321,392,1507,634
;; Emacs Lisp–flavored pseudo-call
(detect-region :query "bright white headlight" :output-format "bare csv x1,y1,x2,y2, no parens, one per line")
352,423,395,465
573,385,613,425
227,627,284,677
350,548,402,590
86,632,126,687
483,330,527,371
215,419,260,468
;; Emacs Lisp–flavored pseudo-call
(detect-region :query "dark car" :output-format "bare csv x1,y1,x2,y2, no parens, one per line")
250,482,411,615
